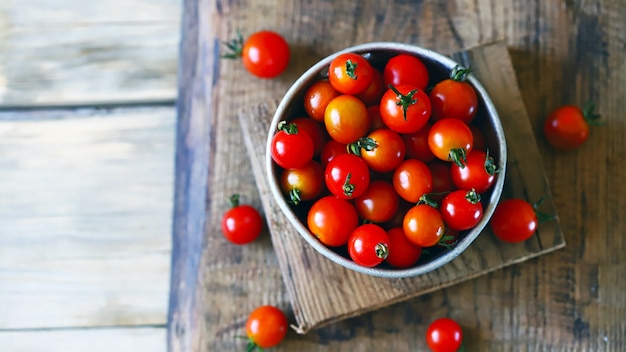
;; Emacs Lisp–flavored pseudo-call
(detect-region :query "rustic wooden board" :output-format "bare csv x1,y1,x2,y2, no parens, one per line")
0,107,175,329
170,0,626,351
238,41,565,333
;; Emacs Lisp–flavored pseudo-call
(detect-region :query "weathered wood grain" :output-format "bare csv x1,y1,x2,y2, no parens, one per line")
171,0,626,350
0,106,175,329
0,327,166,352
0,0,180,107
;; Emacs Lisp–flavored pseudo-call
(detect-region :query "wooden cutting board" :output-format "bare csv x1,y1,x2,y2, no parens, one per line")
238,41,565,334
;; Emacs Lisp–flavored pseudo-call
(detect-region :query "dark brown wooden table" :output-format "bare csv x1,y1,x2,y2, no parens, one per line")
168,1,626,350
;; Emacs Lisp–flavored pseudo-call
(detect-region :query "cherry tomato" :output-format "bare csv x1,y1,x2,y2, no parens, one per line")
357,69,385,106
426,317,463,352
440,189,483,231
324,153,370,199
450,150,498,193
358,128,407,173
291,117,328,157
328,53,374,95
428,160,455,203
221,194,263,245
307,196,359,247
403,203,446,247
303,80,340,122
270,121,314,169
392,159,433,203
324,95,370,144
403,122,435,163
543,102,601,150
428,118,473,167
280,160,324,205
354,180,399,223
429,65,478,123
380,84,432,134
223,31,290,79
320,139,347,168
348,224,390,267
385,227,422,269
383,54,429,90
490,198,538,243
245,305,288,349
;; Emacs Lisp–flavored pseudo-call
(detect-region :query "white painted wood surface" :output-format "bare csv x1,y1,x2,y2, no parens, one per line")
0,107,175,330
0,0,181,106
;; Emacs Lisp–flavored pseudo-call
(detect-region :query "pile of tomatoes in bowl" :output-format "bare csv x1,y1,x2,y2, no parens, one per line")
266,42,506,278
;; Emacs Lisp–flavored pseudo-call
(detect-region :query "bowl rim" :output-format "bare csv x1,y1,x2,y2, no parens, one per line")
265,41,507,278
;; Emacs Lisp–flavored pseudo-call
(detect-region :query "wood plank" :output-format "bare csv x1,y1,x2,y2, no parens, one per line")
0,327,166,352
171,0,626,350
0,106,175,329
0,0,181,107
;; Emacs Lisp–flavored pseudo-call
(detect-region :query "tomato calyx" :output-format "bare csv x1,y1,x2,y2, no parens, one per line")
342,173,355,197
277,120,299,134
221,31,244,59
288,188,303,205
582,101,603,126
449,147,468,168
464,188,481,204
345,59,358,80
229,193,241,208
450,65,473,82
347,137,378,156
483,149,499,175
375,243,389,260
533,196,557,223
417,193,439,208
388,84,418,121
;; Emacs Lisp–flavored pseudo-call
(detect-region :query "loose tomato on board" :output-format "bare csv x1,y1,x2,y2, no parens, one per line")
429,65,478,123
279,160,324,205
490,198,554,243
270,121,314,169
383,53,430,90
385,227,422,269
428,118,473,167
324,153,370,199
403,203,446,247
222,30,290,78
354,180,399,224
348,224,390,267
392,159,433,203
357,128,407,173
245,305,288,350
303,80,340,122
450,149,498,193
380,84,432,134
307,196,359,247
426,317,463,352
543,102,601,150
221,194,263,245
328,53,374,95
324,95,370,144
440,189,483,231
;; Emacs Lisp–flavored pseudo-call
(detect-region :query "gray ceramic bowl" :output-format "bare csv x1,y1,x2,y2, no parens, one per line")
266,42,507,278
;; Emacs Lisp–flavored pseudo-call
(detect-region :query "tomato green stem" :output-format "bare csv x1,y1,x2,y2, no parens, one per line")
532,196,557,223
450,65,473,82
288,188,302,205
388,84,418,121
484,149,499,175
375,243,389,259
229,194,240,208
449,148,468,168
417,194,439,208
465,188,481,204
277,120,299,134
342,173,355,197
582,101,603,126
347,137,378,156
221,30,244,59
345,59,358,80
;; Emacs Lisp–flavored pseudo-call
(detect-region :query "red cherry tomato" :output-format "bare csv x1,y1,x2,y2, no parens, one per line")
380,84,432,134
357,69,385,106
543,103,601,150
223,31,290,79
429,65,478,123
279,160,324,205
354,180,399,223
303,80,340,122
385,227,422,269
320,139,347,168
221,194,263,245
324,153,370,199
426,317,463,352
324,95,370,144
348,224,390,267
383,54,429,90
328,53,374,95
403,122,436,163
428,118,473,167
490,198,539,243
450,150,498,193
307,196,359,247
440,189,483,231
358,128,407,173
392,159,433,203
291,117,328,157
270,121,314,169
403,204,446,247
245,305,288,349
